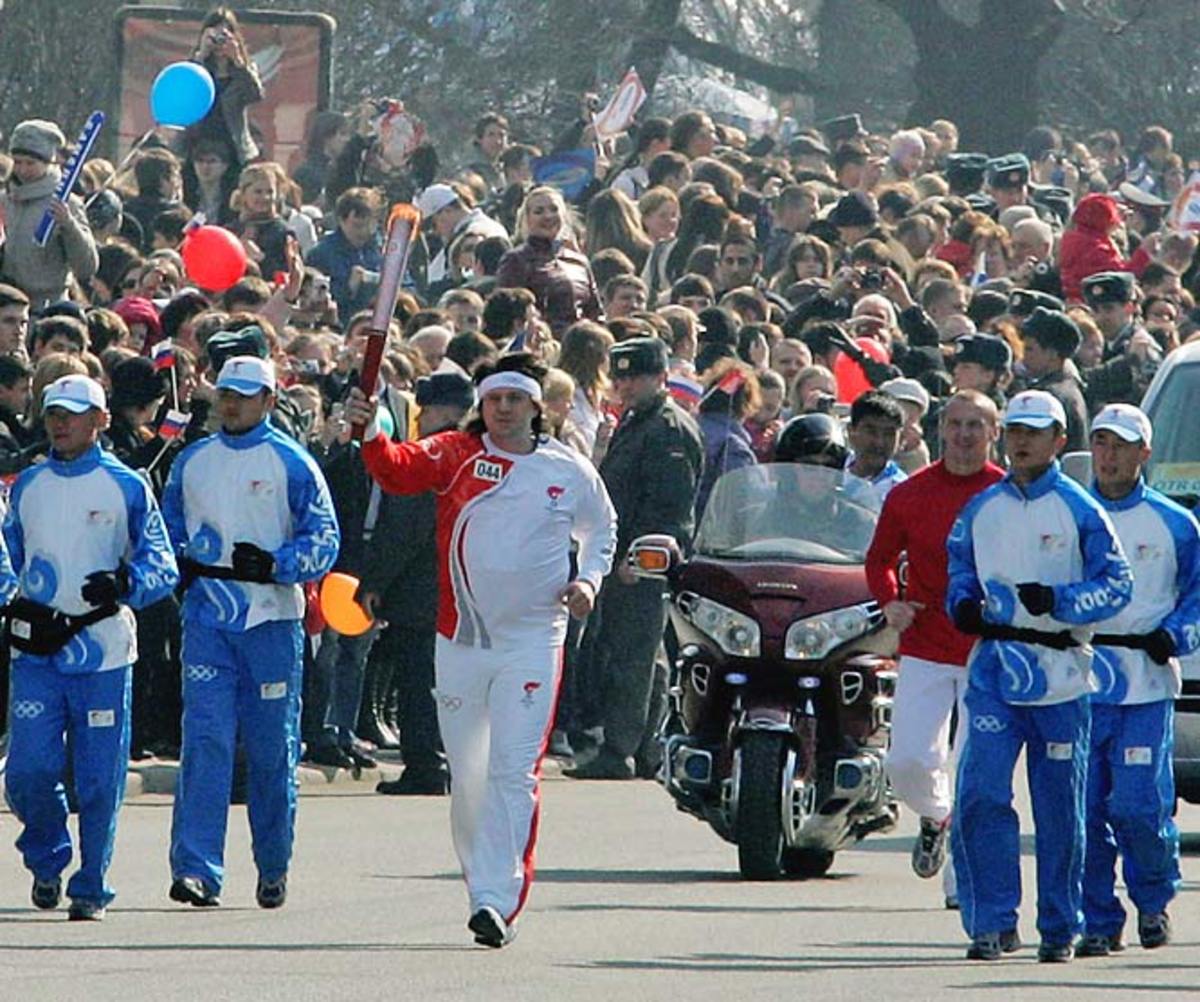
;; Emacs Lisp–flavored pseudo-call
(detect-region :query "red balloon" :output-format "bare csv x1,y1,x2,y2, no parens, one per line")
834,337,890,403
181,225,248,292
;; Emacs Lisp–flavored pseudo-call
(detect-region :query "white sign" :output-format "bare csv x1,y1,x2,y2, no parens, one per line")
593,68,647,140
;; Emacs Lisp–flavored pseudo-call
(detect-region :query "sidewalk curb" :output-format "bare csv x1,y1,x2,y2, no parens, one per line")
0,759,406,807
1,753,572,806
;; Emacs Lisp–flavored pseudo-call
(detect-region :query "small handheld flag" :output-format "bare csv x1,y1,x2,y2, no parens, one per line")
158,408,189,441
151,339,176,372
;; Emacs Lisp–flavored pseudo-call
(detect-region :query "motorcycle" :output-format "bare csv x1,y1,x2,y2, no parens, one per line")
629,464,898,880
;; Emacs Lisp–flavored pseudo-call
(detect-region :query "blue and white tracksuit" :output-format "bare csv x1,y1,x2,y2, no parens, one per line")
162,419,339,893
946,461,1132,944
1083,479,1199,936
3,444,178,906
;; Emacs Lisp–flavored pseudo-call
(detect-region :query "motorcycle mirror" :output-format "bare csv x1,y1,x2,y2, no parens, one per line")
628,534,678,579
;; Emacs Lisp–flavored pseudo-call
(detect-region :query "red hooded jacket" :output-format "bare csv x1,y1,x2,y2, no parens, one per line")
1059,193,1151,302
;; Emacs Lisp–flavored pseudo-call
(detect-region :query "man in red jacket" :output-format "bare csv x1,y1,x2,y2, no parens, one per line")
866,390,1004,906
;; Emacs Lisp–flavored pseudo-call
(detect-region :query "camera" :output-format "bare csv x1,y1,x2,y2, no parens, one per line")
815,393,836,414
860,268,884,291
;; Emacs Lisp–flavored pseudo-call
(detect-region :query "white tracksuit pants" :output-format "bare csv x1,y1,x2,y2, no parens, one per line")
885,655,967,898
434,636,560,924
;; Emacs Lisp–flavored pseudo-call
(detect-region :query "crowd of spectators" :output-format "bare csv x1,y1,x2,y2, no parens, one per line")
0,3,1193,782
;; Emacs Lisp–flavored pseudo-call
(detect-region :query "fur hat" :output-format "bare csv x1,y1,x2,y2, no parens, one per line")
10,119,65,162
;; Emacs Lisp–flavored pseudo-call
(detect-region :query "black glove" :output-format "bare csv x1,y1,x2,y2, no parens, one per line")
1143,627,1176,666
232,542,276,584
1017,582,1056,617
953,599,986,635
81,567,130,607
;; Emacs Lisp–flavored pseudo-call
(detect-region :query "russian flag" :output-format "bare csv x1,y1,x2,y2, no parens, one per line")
158,407,189,441
667,373,704,409
151,339,176,372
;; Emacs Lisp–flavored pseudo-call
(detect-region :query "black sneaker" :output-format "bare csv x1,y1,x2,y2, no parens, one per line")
169,876,221,907
966,929,1020,961
1037,940,1075,963
468,906,513,948
376,766,449,795
1076,931,1124,957
67,899,106,921
1138,912,1170,949
912,816,949,879
256,875,287,909
345,745,377,770
304,745,356,769
31,877,61,911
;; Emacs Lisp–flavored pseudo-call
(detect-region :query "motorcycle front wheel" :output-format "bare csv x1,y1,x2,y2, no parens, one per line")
782,847,834,877
734,731,786,880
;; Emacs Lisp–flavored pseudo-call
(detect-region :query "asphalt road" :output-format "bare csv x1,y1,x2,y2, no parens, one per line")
1,768,1199,1002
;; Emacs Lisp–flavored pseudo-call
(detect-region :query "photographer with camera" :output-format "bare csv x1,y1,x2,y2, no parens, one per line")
188,7,264,170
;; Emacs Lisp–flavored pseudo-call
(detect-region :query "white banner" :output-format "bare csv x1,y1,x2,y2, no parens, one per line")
592,67,647,139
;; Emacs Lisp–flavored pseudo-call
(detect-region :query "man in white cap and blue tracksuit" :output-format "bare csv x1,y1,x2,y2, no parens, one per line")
1078,403,1198,956
4,374,178,920
162,356,339,909
946,389,1132,962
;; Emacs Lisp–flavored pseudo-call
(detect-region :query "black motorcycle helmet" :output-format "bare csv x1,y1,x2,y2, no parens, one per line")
774,412,849,468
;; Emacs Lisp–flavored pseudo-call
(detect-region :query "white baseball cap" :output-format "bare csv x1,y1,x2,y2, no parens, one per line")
216,356,276,396
1003,389,1067,430
1091,402,1152,446
43,374,107,414
415,183,460,218
880,377,930,416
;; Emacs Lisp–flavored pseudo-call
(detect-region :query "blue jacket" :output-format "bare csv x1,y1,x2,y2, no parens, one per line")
3,443,178,672
696,411,756,518
947,460,1133,705
162,419,340,632
1088,477,1200,704
305,228,383,327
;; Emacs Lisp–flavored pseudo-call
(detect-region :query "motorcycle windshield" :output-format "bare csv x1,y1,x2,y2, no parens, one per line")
693,463,880,564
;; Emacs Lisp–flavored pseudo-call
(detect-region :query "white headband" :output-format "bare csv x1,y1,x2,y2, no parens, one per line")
478,371,543,402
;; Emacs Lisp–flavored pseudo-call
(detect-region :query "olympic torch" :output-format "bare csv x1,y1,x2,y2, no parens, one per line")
351,202,421,441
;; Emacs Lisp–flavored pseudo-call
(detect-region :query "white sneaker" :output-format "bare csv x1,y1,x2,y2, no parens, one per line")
912,816,950,879
468,906,516,948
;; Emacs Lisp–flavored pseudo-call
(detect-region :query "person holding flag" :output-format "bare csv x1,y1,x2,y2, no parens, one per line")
344,353,617,947
0,119,99,306
694,359,759,517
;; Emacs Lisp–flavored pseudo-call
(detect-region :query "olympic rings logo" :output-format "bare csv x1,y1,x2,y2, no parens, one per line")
12,700,45,720
972,714,1007,733
185,665,219,683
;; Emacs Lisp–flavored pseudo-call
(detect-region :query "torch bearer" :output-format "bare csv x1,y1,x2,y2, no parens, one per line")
351,202,421,441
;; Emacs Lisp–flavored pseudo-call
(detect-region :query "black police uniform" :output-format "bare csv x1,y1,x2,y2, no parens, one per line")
571,338,702,777
1080,272,1160,410
1023,308,1089,451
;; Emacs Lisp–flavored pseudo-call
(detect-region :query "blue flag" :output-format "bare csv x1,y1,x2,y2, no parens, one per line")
531,149,596,201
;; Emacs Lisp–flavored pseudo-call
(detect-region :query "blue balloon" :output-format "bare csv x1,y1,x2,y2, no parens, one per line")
150,62,216,128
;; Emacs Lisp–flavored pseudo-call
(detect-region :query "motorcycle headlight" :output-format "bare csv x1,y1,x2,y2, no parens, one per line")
681,595,761,658
785,603,878,660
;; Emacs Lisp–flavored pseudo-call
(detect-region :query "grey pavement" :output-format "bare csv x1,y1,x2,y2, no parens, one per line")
1,767,1199,1002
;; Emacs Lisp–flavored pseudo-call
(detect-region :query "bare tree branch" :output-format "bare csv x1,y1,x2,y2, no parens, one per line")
669,23,824,94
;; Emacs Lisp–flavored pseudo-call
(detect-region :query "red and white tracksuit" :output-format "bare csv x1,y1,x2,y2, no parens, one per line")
866,460,1004,897
363,429,616,922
